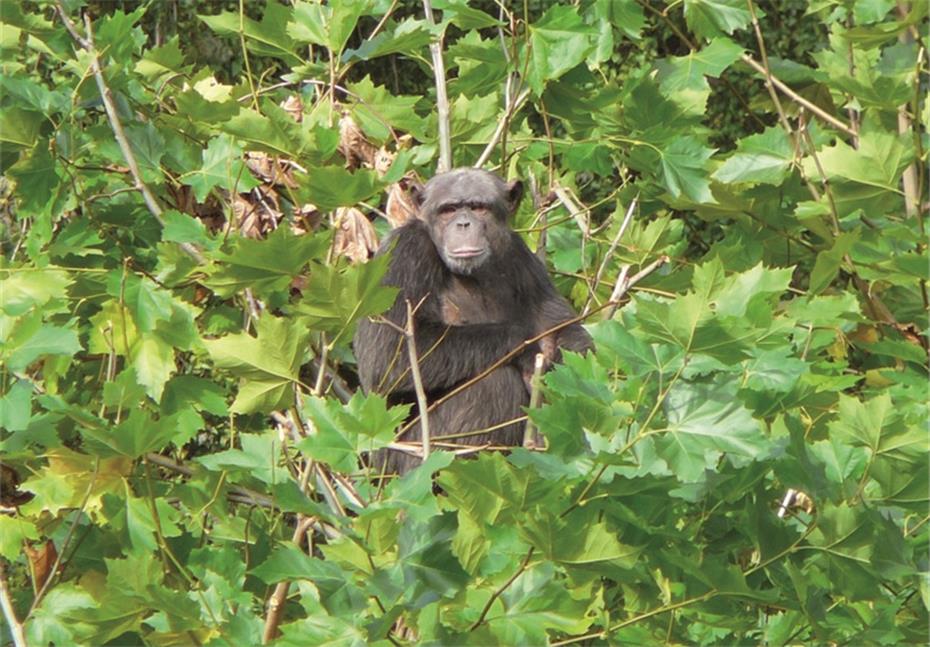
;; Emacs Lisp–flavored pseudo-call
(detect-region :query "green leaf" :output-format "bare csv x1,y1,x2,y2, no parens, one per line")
810,230,859,294
288,0,366,53
6,141,57,216
221,103,337,162
3,314,81,372
520,510,639,567
596,0,646,41
0,379,32,432
198,433,292,484
343,17,432,61
805,122,914,193
713,127,794,185
683,0,753,39
713,262,793,317
0,267,72,316
523,5,598,95
853,0,896,23
298,393,410,472
181,134,260,202
204,314,309,414
658,378,769,482
0,515,39,559
433,0,501,30
0,106,42,149
205,226,330,299
122,123,166,185
658,37,744,91
348,77,427,141
162,209,213,247
298,165,383,212
130,334,176,402
199,3,301,65
291,252,398,343
659,137,716,203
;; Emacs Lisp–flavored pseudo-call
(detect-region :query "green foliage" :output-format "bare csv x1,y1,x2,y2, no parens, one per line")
1,1,927,645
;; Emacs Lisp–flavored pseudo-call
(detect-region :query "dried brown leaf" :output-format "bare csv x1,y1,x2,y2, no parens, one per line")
384,179,419,227
24,540,57,592
339,114,378,169
333,207,378,263
280,95,303,123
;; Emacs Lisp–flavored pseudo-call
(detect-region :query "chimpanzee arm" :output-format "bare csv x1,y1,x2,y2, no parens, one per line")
354,222,533,395
515,236,594,355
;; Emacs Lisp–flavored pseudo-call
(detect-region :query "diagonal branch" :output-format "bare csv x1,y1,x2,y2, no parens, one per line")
55,4,204,263
741,54,856,138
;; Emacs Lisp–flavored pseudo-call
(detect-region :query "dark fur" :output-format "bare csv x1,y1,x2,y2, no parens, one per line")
354,169,592,474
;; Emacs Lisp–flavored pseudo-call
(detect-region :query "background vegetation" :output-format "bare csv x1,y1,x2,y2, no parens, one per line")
1,0,927,644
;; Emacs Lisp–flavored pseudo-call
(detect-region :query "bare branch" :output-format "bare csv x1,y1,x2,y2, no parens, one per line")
404,299,431,459
474,87,531,168
585,195,638,315
522,353,546,449
423,1,451,172
553,186,590,236
604,255,670,320
262,516,316,644
54,6,205,264
0,561,27,647
741,54,856,138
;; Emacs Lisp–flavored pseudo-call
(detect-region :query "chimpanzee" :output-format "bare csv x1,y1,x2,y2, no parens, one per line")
354,168,592,474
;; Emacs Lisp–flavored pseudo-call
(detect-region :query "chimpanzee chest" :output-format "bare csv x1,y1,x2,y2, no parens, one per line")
440,277,511,325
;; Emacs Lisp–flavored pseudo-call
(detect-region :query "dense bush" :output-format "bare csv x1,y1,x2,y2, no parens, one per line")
1,1,927,645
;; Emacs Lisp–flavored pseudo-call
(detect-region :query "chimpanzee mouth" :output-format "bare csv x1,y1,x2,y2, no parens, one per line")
448,247,486,258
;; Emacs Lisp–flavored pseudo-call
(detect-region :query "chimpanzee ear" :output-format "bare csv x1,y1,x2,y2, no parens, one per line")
406,179,426,208
507,179,524,212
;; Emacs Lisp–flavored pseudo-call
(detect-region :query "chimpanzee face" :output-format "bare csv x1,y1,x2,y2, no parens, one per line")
413,169,523,275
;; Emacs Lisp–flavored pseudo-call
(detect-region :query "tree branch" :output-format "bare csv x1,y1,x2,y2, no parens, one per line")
0,561,27,647
55,5,204,264
405,299,431,460
423,0,452,172
741,54,856,138
522,353,546,449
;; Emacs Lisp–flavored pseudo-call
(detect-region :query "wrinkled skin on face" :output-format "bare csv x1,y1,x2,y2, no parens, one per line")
413,169,523,275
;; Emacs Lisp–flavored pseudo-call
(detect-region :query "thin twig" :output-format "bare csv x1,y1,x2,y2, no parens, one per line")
585,195,639,315
144,452,275,508
522,353,546,448
0,561,26,647
56,8,205,264
404,299,431,460
469,548,535,630
745,1,793,136
741,54,856,138
262,516,315,644
474,87,531,168
553,186,590,236
423,0,451,172
605,255,670,319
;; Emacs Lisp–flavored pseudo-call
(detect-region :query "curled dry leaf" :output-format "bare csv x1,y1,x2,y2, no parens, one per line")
374,147,394,175
339,113,379,169
279,95,303,123
245,152,298,189
24,540,58,592
384,178,419,227
333,207,378,263
0,463,33,507
234,192,282,238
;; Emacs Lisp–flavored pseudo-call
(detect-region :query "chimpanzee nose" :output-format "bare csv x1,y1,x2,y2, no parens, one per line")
456,219,470,228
